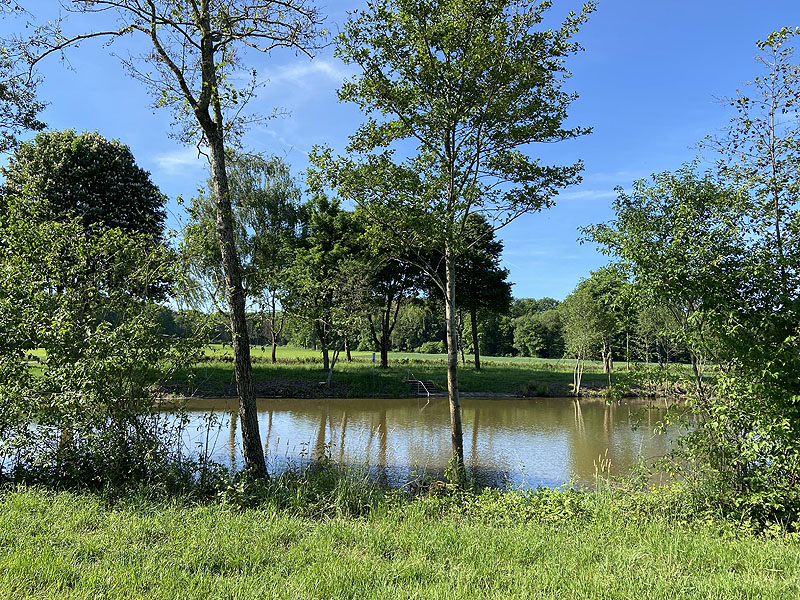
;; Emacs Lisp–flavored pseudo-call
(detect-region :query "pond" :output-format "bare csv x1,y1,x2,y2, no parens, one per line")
172,396,682,489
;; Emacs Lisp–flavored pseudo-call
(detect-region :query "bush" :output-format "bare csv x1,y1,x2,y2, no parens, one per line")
418,341,445,354
0,193,200,487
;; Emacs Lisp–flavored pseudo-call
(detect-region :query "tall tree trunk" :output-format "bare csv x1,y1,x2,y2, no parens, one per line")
380,339,389,369
626,330,630,371
326,347,341,387
344,335,352,362
470,306,481,371
601,341,612,374
690,351,706,404
207,133,266,479
444,246,465,482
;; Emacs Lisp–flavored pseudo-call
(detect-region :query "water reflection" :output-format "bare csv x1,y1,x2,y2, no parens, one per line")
175,397,680,489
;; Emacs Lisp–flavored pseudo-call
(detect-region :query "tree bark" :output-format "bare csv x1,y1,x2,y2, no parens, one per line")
206,130,266,479
602,341,613,374
316,321,330,371
470,306,481,371
269,294,285,364
444,245,465,482
367,307,393,369
188,3,266,478
458,312,466,366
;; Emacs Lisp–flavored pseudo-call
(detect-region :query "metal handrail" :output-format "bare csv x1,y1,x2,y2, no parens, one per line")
408,372,431,398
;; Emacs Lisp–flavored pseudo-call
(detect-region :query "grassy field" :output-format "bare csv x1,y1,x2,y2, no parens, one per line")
2,485,798,599
174,344,614,398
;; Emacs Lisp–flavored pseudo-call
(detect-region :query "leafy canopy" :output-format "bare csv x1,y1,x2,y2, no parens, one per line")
2,129,166,241
315,0,594,263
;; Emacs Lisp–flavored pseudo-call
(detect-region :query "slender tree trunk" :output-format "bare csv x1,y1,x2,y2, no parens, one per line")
457,310,466,365
380,339,389,369
316,322,330,371
381,305,391,368
321,343,330,371
326,347,341,387
368,308,392,369
573,349,584,397
470,306,481,371
602,341,613,374
444,246,465,482
626,330,630,371
344,335,352,362
269,295,283,364
205,131,266,478
690,351,706,404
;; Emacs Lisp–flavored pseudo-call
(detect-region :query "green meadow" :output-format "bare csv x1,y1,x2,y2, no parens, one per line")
174,344,615,398
2,485,798,600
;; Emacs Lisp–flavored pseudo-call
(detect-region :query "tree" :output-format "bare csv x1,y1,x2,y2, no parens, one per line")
510,297,563,359
284,195,364,375
0,1,45,152
26,0,325,477
704,27,800,301
0,191,197,485
315,0,593,478
2,130,165,240
559,268,623,394
512,306,563,358
422,213,512,369
362,239,424,369
453,214,512,371
390,301,446,352
583,167,747,399
182,152,306,363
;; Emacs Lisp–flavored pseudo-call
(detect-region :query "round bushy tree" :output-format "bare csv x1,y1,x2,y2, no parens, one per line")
2,129,165,240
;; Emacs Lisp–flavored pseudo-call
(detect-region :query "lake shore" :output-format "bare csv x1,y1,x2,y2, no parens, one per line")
167,345,654,400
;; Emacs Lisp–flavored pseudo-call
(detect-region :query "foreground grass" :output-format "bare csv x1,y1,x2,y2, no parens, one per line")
2,485,798,599
176,345,614,397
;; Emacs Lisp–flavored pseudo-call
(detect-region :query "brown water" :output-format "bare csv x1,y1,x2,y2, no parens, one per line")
174,396,680,488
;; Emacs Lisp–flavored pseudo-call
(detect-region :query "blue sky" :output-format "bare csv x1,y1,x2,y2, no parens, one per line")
3,1,800,299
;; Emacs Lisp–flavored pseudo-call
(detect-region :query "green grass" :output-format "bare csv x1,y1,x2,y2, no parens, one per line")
174,344,612,398
2,485,798,599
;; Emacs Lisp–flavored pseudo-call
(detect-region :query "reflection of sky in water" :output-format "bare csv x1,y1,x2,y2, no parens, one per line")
173,397,681,489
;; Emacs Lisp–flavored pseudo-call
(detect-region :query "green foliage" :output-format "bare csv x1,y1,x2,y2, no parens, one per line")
390,301,446,352
419,340,446,355
0,192,198,486
0,4,46,153
182,152,305,309
704,26,800,298
284,195,368,371
513,308,563,358
2,130,165,240
586,41,800,518
0,41,45,152
560,269,620,353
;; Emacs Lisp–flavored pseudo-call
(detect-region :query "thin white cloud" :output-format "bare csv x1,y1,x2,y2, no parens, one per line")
583,169,645,184
263,59,353,89
260,127,310,157
556,189,618,201
153,146,208,177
